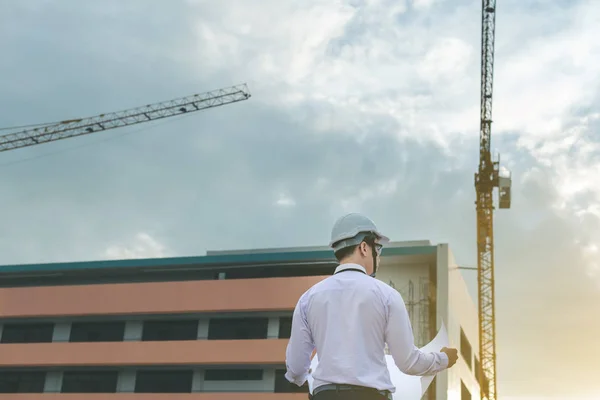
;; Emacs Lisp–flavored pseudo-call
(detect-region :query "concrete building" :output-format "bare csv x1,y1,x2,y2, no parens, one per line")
0,240,482,400
375,241,484,400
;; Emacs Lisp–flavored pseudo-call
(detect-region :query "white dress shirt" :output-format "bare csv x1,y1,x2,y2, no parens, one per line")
284,263,449,393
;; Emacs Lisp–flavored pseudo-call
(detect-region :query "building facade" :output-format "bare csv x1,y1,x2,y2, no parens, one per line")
0,241,482,399
375,242,484,400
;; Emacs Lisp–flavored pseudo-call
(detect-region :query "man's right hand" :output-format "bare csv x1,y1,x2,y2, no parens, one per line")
440,347,458,368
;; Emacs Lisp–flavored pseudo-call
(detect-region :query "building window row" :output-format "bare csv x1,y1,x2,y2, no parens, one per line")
0,264,336,288
0,367,306,394
0,316,293,343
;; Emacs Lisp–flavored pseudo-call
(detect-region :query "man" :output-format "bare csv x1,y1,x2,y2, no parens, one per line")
285,213,458,400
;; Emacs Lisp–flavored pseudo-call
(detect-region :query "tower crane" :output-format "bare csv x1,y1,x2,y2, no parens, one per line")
0,84,251,153
475,2,511,400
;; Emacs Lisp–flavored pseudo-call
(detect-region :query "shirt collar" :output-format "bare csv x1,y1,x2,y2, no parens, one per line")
334,263,367,274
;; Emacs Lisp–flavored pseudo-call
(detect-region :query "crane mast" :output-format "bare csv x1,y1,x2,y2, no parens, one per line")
0,84,251,153
475,1,510,400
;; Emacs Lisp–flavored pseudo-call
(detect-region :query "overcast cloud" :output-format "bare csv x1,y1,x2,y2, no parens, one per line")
0,0,598,398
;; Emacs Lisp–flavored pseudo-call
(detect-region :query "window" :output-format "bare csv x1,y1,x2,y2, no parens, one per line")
142,319,198,341
207,317,268,340
204,369,263,381
135,370,193,393
0,371,46,393
70,321,125,342
0,323,54,343
278,316,292,339
474,356,481,383
459,328,472,368
61,370,118,393
461,380,472,400
274,369,307,393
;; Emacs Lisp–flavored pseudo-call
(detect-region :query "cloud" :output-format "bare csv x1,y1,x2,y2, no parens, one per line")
275,193,296,207
104,232,170,260
494,1,600,138
186,0,483,148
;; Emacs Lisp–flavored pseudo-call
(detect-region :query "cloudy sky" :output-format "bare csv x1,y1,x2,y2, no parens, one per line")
0,0,598,398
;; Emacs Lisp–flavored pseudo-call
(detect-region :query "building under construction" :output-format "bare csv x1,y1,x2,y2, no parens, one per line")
0,241,482,399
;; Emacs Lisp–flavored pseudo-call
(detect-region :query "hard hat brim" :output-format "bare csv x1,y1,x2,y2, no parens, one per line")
329,230,390,250
376,232,390,244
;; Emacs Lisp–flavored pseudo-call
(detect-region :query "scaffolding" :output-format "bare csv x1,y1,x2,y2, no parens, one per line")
417,277,430,348
388,277,430,347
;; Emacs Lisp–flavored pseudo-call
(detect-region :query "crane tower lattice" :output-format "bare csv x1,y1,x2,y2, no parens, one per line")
475,2,511,400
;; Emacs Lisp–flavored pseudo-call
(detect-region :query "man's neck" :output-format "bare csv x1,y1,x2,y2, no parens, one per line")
334,263,368,275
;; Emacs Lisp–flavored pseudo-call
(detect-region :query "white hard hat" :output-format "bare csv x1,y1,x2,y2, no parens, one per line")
329,213,390,252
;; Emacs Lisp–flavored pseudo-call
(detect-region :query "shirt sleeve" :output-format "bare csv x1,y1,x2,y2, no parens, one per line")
284,295,316,386
385,289,449,376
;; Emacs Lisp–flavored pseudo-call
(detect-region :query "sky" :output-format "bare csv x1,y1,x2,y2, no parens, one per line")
0,0,598,398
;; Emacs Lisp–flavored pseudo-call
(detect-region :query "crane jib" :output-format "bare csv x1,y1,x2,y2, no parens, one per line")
0,84,251,153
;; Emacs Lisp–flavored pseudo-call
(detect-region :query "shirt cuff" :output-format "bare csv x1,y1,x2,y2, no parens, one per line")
284,370,308,387
438,351,449,369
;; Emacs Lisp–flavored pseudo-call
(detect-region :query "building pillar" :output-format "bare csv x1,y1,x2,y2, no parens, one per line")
44,371,63,393
124,321,143,341
197,319,209,340
267,317,280,339
192,369,205,392
262,369,276,391
117,370,136,393
434,244,450,400
52,323,71,342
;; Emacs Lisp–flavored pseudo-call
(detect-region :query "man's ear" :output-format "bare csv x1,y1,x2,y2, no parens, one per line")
359,242,367,256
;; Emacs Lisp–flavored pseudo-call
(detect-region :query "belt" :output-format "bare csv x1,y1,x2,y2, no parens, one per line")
312,383,392,399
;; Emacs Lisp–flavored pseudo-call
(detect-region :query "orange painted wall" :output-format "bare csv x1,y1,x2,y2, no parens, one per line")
0,276,327,318
0,395,306,400
0,339,289,367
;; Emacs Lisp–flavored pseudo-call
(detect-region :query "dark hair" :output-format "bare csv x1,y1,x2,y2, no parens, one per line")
333,232,379,262
334,244,358,262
